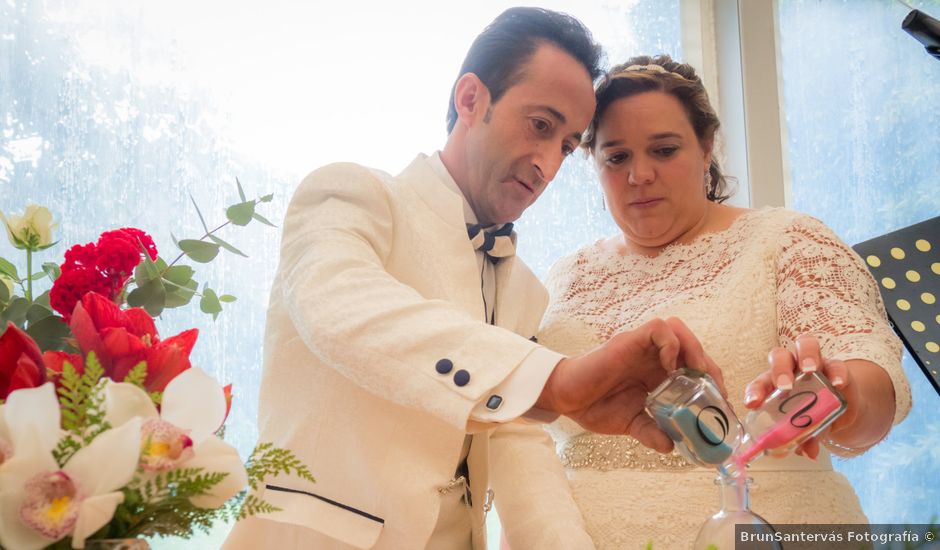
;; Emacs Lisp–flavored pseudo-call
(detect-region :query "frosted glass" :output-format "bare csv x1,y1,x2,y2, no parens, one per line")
779,0,940,524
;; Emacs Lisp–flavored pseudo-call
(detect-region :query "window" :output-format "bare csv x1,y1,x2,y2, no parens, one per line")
777,0,940,523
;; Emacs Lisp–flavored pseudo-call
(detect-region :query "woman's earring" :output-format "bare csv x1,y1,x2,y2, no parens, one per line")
704,170,712,191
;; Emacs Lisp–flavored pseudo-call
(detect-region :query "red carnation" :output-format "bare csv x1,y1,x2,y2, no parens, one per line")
51,228,159,319
49,273,112,321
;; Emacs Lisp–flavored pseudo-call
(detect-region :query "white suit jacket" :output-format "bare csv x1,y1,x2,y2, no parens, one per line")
223,155,592,549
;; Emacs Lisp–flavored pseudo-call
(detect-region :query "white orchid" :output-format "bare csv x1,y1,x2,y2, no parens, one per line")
1,205,57,251
0,383,62,468
0,383,142,550
105,367,248,508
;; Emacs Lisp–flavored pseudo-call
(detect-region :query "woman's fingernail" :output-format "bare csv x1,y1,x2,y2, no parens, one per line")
744,392,759,406
801,358,817,373
831,375,845,387
776,375,793,390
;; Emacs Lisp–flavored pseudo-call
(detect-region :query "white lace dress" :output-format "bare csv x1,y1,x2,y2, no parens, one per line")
539,208,912,549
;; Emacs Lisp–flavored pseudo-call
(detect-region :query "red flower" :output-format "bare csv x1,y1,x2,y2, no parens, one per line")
0,323,46,400
49,268,112,322
50,228,159,320
68,292,198,392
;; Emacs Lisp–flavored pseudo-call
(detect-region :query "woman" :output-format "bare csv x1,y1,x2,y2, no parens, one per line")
538,55,912,548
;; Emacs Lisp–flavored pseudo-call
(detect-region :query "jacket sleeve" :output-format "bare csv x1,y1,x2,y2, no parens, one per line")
278,163,541,430
489,422,595,549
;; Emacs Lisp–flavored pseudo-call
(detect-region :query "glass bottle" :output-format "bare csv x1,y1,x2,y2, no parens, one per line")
693,475,781,550
720,371,846,478
645,368,744,467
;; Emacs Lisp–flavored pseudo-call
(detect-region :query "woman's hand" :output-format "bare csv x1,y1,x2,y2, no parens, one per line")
742,335,875,459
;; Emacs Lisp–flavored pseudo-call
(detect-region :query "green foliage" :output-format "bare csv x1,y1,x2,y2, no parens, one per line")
245,442,316,491
178,239,220,263
0,257,18,280
112,468,231,539
56,353,111,445
234,492,280,520
199,285,222,320
123,361,149,388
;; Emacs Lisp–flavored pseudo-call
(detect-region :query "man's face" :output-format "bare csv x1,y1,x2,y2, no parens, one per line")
462,43,596,225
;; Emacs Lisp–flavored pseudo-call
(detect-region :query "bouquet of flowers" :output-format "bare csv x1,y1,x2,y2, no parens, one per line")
0,187,313,550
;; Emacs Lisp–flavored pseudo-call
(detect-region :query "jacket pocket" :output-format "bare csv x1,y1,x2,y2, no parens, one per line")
258,484,384,549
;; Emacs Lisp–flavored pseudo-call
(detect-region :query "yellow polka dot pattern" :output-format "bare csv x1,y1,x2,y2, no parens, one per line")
854,226,938,388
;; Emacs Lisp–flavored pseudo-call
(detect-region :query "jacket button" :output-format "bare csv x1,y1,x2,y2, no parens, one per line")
454,369,471,387
436,359,454,374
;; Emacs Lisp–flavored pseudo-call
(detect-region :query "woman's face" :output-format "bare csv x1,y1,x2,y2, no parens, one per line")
593,91,713,251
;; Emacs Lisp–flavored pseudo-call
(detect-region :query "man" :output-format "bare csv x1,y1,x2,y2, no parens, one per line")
224,7,720,549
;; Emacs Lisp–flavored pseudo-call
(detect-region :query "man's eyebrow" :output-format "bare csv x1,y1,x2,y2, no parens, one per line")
543,106,567,125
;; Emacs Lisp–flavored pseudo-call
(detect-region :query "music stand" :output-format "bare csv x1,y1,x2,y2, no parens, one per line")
854,216,940,396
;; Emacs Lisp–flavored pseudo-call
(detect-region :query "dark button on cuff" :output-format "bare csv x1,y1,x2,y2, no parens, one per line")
453,369,471,387
485,395,503,411
435,359,454,374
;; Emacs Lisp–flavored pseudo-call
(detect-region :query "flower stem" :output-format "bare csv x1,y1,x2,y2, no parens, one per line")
25,248,32,302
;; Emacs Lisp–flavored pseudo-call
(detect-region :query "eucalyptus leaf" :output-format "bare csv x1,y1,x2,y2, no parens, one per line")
2,297,30,326
260,193,274,203
251,212,277,227
200,286,222,320
190,194,210,234
134,262,154,285
127,279,167,317
25,315,70,352
140,247,161,280
164,265,195,286
33,290,51,309
42,262,61,282
0,283,8,304
209,235,247,257
164,279,198,308
178,240,220,263
26,303,54,324
29,271,46,281
219,294,237,303
0,258,19,281
236,177,247,202
225,201,255,226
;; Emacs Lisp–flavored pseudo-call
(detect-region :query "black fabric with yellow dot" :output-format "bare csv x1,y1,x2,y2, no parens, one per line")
854,215,940,395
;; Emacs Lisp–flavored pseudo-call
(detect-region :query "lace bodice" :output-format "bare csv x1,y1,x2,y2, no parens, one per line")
541,208,911,468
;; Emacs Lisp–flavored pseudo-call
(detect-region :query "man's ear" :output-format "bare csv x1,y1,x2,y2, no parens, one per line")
453,73,491,128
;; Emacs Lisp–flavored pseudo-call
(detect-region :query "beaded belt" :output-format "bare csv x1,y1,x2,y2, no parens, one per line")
558,433,697,472
558,433,833,472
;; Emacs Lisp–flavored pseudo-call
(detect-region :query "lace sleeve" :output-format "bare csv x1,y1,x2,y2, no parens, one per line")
774,213,911,426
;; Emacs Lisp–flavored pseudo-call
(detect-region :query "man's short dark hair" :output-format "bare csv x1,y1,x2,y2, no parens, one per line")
445,7,604,134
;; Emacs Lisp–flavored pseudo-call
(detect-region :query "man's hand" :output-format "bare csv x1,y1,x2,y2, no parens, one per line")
535,317,723,453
